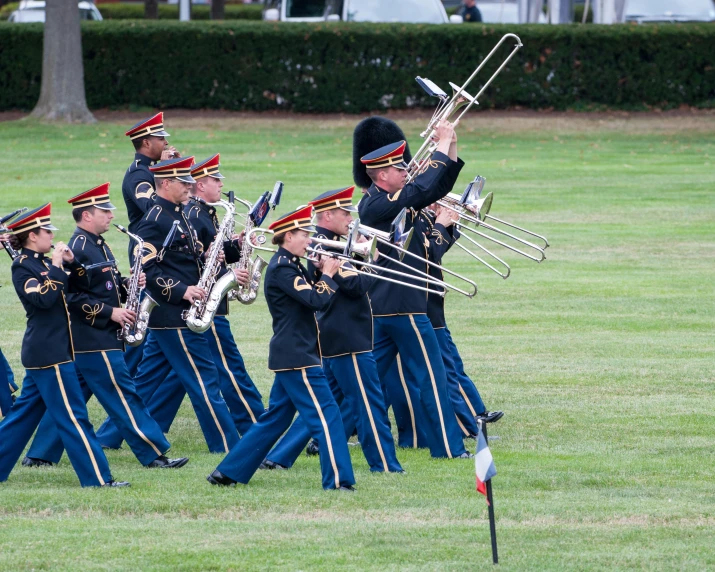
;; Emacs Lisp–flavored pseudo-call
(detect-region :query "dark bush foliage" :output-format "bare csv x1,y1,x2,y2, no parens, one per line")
1,21,713,112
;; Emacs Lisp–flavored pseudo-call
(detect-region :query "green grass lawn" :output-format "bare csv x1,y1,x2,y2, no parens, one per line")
0,113,713,570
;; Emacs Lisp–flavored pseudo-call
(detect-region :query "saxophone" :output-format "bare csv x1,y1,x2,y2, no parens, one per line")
184,199,237,333
231,214,268,305
114,224,158,347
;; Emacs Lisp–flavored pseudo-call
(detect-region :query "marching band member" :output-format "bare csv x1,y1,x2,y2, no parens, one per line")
141,154,264,436
22,185,189,470
208,206,356,491
354,118,471,459
0,204,127,487
263,187,403,473
96,114,179,444
132,156,239,454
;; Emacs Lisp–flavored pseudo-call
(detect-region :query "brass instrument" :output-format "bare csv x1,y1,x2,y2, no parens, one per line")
407,33,523,183
438,176,549,273
114,224,158,347
184,199,237,333
229,182,283,304
0,207,27,260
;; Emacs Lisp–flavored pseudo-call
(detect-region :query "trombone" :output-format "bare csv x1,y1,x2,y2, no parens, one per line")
406,33,523,183
439,176,549,266
245,227,450,298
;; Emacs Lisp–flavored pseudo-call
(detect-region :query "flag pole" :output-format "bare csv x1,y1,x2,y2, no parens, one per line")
482,423,498,564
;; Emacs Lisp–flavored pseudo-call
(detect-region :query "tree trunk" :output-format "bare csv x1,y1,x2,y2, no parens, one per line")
211,0,225,20
30,0,95,123
145,0,159,19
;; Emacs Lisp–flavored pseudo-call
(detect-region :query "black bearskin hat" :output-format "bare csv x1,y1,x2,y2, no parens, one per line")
352,117,412,189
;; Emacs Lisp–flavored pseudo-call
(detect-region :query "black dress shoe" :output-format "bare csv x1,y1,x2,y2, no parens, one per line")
476,410,504,424
259,460,287,470
103,480,131,487
146,455,189,469
338,485,356,492
305,439,319,456
22,456,53,468
207,470,237,487
457,452,475,459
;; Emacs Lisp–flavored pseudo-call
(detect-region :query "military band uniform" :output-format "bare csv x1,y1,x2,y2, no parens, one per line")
265,218,402,473
0,205,114,487
0,347,17,418
25,218,174,467
358,143,467,459
211,207,355,490
140,196,264,436
134,160,239,453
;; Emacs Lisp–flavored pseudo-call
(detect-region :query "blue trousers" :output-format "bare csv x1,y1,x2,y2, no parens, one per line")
123,337,146,378
26,351,170,466
217,367,355,490
372,314,466,459
267,353,402,473
382,355,429,449
97,331,173,449
150,328,240,453
439,326,487,416
141,316,264,436
0,347,16,418
0,363,112,487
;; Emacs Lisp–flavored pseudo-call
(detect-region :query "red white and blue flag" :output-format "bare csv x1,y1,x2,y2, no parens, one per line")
475,421,497,500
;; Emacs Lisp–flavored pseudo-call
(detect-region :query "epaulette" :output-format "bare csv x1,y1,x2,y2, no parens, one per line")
187,205,200,219
144,205,162,222
70,234,87,251
12,254,27,267
276,255,297,267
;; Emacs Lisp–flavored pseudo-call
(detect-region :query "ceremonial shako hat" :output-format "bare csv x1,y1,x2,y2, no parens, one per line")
361,141,409,171
6,203,57,233
67,182,116,211
309,186,358,213
352,116,412,189
150,156,196,183
125,112,171,140
191,154,224,180
268,205,316,236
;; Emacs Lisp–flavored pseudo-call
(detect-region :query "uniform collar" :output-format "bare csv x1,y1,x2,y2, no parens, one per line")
134,153,155,167
276,246,300,265
75,226,105,246
21,247,45,260
314,225,341,242
155,194,184,213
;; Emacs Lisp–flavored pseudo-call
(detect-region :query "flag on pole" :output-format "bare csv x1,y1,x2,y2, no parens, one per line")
475,421,497,500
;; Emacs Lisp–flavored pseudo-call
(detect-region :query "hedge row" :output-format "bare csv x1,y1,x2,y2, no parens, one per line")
1,21,713,112
0,2,262,20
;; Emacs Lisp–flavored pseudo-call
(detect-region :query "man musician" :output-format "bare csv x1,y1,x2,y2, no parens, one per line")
354,118,471,460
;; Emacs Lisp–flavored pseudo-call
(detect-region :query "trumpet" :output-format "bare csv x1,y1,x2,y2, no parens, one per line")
407,33,523,183
244,228,452,298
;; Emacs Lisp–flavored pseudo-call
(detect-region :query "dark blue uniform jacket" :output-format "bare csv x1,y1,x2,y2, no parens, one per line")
308,226,375,358
357,151,463,316
420,212,460,329
66,227,129,352
135,195,204,329
185,197,241,317
11,248,87,368
264,247,339,371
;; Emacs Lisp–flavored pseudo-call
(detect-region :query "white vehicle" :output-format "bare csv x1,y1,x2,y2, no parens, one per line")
625,0,715,23
7,0,103,22
263,0,463,23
